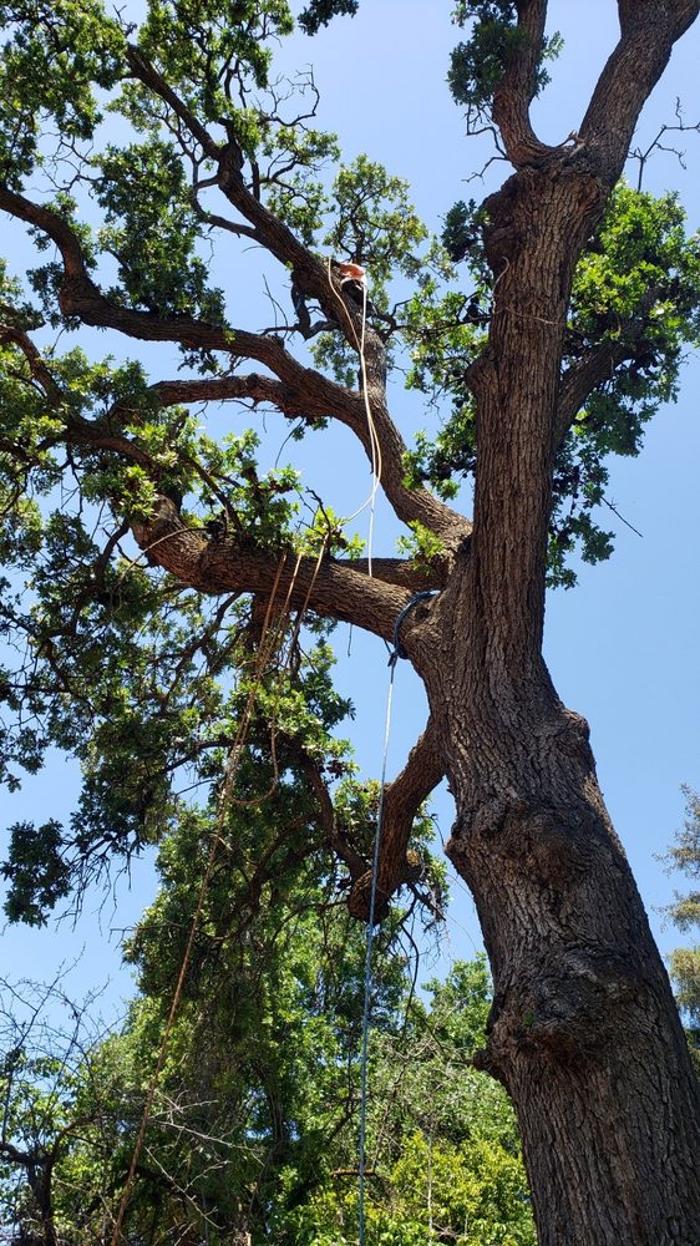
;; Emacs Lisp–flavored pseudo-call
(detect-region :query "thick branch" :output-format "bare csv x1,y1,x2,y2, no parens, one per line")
0,1138,34,1167
580,0,700,183
493,0,555,166
131,494,409,640
347,717,444,921
125,45,360,326
335,557,446,591
555,341,630,448
555,283,666,446
125,44,220,160
0,186,314,384
467,170,588,668
0,321,63,403
148,377,467,550
465,1,699,669
0,324,444,597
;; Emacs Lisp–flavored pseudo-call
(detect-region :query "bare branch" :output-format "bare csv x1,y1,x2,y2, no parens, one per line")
334,558,448,592
191,196,260,241
600,494,643,539
629,99,700,190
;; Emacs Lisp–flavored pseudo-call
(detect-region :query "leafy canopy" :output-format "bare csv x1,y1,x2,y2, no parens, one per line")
0,0,698,917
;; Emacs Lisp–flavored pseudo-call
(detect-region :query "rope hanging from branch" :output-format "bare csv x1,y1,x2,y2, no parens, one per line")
326,257,382,576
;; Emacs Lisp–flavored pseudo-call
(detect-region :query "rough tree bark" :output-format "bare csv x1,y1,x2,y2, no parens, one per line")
2,2,700,1242
411,5,700,1237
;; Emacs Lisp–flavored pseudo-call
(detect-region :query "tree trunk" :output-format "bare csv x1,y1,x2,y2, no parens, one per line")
422,643,700,1245
394,52,700,1233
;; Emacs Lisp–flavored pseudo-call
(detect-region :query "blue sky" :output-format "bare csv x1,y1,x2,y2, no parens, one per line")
2,0,699,1011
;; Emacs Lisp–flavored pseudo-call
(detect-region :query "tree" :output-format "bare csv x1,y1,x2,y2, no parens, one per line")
0,974,123,1245
0,1,699,1242
0,823,532,1245
315,960,536,1246
661,786,700,1068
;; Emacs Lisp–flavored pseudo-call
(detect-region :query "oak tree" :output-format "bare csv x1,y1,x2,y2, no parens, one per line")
1,1,700,1242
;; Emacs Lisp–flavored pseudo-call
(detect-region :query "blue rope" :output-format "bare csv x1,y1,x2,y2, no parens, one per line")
357,589,439,1245
357,657,395,1245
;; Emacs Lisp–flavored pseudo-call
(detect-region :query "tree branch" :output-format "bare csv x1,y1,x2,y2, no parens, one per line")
125,44,221,161
580,0,700,183
0,1137,35,1167
462,2,699,671
555,284,665,446
0,319,63,403
131,494,410,640
0,185,326,386
555,342,627,448
298,753,369,881
120,48,468,547
0,322,445,597
347,716,444,921
146,378,467,551
124,44,355,323
493,0,555,166
0,185,465,547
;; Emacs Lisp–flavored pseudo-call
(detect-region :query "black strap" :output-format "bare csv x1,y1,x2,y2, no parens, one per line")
390,590,439,664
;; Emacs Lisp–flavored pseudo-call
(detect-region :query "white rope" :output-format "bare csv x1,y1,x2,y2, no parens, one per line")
356,591,439,1243
326,259,383,576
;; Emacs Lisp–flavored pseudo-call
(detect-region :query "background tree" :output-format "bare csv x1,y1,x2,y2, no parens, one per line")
661,786,700,1068
0,1,699,1243
0,975,122,1245
0,866,532,1244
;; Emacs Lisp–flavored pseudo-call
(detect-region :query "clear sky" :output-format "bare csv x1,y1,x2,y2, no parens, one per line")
2,0,699,1014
